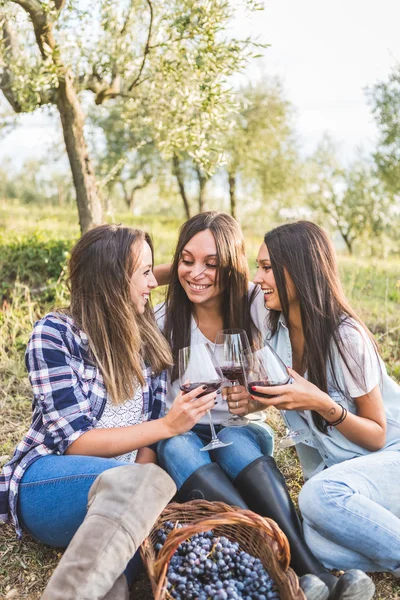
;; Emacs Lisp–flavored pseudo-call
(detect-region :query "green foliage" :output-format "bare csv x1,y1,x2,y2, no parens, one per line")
89,0,267,173
222,79,301,212
0,232,73,301
338,257,400,381
4,1,266,174
0,200,81,236
368,64,400,196
0,157,75,206
306,136,397,255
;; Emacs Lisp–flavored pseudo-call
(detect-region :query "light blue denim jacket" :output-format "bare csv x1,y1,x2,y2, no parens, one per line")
264,314,400,480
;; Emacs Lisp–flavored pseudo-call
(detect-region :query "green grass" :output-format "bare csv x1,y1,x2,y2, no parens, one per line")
1,201,400,599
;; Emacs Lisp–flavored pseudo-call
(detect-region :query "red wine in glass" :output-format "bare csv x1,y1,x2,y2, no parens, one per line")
215,329,251,427
242,344,308,448
178,344,232,451
180,381,221,397
247,379,290,399
220,366,246,387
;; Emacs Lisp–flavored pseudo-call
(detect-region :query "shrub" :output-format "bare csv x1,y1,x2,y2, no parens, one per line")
0,232,74,302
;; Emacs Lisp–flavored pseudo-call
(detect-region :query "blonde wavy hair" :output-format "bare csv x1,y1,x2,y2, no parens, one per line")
68,224,172,404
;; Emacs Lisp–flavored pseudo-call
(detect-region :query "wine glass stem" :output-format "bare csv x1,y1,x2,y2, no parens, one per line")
207,410,219,441
230,380,238,418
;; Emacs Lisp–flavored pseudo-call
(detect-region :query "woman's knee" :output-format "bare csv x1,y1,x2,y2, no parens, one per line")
218,423,274,456
157,432,211,487
298,476,328,527
157,431,203,463
299,471,352,528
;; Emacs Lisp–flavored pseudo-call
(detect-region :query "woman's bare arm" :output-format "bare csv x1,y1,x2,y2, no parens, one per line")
252,369,387,452
66,385,216,457
153,263,172,286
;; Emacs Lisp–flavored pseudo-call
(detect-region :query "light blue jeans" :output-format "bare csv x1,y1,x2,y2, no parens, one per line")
299,449,400,575
18,455,143,583
157,422,274,488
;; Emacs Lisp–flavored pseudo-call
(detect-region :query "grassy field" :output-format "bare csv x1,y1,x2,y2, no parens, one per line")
1,201,400,599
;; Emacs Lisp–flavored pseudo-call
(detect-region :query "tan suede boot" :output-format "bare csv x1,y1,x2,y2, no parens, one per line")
102,574,129,600
41,463,176,600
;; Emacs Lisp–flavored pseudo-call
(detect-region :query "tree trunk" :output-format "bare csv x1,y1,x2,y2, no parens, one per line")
195,165,207,213
121,182,133,211
336,222,353,254
228,170,237,219
173,155,191,219
341,232,353,254
57,71,103,234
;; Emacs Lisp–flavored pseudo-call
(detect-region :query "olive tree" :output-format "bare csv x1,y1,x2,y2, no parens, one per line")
1,0,263,231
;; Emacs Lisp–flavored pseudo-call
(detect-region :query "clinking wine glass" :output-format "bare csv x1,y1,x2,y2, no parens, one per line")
242,343,308,448
178,343,232,451
215,329,250,428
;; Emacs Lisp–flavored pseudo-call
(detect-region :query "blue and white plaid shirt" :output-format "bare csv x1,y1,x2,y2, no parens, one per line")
0,312,167,538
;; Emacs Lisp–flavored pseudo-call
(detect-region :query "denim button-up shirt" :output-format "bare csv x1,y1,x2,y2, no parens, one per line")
0,313,167,537
265,315,400,480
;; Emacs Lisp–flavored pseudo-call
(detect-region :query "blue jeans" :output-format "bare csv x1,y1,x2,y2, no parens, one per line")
18,455,142,583
299,449,400,575
157,422,274,488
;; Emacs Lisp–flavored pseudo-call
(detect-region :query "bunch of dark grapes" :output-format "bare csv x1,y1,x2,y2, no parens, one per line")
154,521,280,599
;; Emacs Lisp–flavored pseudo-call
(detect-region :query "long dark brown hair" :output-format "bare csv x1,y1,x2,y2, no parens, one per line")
163,212,259,382
264,221,379,433
68,224,172,403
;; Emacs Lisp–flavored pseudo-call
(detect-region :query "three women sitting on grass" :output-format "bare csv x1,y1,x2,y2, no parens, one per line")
1,215,399,600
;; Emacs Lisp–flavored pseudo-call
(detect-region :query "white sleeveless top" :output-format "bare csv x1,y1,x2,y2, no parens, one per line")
95,385,144,463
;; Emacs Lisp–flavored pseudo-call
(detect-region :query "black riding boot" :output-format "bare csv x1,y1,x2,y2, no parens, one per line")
236,456,375,600
178,462,248,509
235,456,331,578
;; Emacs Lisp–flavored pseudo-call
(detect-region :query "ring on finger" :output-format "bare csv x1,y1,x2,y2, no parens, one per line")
235,401,239,408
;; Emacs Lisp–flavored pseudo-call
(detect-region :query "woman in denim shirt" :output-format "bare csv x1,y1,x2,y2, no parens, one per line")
252,221,400,592
0,224,217,600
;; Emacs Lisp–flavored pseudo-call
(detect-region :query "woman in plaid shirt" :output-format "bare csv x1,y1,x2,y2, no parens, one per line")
0,224,217,600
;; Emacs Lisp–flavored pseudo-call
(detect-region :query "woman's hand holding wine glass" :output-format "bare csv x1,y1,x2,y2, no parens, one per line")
215,329,251,427
224,385,252,417
178,344,232,451
250,365,331,412
242,345,309,448
164,383,218,436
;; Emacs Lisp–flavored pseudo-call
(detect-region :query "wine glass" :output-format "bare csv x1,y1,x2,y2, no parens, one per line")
215,329,250,428
242,343,308,448
178,344,232,451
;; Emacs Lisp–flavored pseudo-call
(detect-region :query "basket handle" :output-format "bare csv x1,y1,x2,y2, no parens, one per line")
154,509,291,581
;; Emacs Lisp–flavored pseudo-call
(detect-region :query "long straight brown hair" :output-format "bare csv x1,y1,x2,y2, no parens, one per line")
264,221,379,433
163,212,259,382
68,224,172,404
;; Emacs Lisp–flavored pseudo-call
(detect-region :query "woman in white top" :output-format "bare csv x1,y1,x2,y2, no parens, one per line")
250,221,400,599
155,212,357,600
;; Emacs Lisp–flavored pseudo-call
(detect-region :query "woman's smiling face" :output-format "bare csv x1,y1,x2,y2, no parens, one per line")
253,242,298,311
177,229,224,306
130,241,157,313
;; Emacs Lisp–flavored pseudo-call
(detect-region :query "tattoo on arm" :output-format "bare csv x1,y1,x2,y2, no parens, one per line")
329,407,336,416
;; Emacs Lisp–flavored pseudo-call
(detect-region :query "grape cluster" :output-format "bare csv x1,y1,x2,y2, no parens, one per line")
154,521,280,599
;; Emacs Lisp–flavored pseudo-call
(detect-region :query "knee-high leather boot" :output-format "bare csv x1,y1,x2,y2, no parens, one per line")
178,462,248,509
236,456,330,578
41,463,176,600
236,456,375,600
180,462,329,600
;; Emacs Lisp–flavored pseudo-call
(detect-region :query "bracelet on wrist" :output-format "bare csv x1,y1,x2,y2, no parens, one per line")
325,404,348,427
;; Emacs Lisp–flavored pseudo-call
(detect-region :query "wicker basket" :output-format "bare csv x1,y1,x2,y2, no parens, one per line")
141,500,305,600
